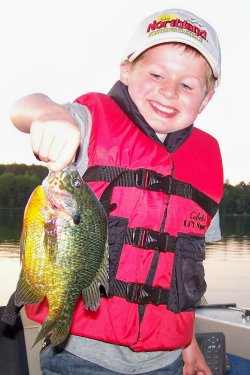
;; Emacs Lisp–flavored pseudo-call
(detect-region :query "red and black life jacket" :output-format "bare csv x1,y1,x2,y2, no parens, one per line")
25,93,223,351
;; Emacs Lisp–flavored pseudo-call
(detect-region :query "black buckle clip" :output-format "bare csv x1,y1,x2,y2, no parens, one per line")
135,169,151,188
135,169,168,192
126,283,163,305
133,228,170,251
133,228,147,248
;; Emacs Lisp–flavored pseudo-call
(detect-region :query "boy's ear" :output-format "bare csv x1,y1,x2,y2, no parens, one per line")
120,61,130,85
199,90,215,114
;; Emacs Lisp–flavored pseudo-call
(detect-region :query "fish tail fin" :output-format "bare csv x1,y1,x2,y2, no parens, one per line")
33,318,71,347
33,320,54,347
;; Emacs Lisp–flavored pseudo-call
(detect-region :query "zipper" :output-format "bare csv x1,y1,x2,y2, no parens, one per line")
160,154,175,233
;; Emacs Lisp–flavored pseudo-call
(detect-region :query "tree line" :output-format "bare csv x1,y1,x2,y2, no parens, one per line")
221,180,250,215
0,164,249,214
0,164,47,208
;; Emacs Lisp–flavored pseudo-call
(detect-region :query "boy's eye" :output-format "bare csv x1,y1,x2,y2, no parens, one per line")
180,82,192,91
150,73,163,80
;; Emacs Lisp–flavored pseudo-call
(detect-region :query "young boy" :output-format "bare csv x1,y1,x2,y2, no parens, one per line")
11,8,223,375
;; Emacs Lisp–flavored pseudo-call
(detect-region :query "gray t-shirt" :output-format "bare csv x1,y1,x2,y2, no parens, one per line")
63,102,221,374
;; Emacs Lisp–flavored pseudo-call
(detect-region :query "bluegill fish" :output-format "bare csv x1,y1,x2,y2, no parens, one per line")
12,164,109,346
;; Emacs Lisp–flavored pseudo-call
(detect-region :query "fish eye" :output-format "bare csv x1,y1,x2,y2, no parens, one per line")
73,178,82,189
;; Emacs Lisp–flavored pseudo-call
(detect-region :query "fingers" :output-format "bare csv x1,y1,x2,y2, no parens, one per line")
31,121,48,158
183,363,212,375
183,363,195,375
30,120,81,172
47,137,79,172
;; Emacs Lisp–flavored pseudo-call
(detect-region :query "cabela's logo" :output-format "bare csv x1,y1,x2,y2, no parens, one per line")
147,14,207,41
184,211,207,231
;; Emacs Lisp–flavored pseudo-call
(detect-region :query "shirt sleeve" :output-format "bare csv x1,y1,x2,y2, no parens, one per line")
62,102,92,176
205,209,222,242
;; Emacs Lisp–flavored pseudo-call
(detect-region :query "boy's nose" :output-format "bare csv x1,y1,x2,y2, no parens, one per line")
158,82,178,99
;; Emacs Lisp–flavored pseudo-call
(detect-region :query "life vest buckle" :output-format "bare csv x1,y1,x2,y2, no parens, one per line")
133,228,163,250
126,283,164,305
133,228,148,248
113,280,170,305
135,169,167,192
135,169,151,189
132,227,176,252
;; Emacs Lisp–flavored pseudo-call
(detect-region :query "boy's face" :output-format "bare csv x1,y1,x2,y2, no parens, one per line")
120,44,215,137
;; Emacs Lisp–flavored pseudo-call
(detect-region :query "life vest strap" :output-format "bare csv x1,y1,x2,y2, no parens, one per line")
113,280,169,305
83,166,218,217
125,227,176,252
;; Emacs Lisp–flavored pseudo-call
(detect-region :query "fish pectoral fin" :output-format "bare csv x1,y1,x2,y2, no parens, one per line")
82,241,109,311
15,273,44,306
82,283,101,311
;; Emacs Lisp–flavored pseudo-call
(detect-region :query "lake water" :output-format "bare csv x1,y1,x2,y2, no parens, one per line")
0,210,250,308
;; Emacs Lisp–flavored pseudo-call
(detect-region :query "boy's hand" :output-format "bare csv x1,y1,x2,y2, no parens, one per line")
30,112,81,172
11,93,81,172
182,335,213,375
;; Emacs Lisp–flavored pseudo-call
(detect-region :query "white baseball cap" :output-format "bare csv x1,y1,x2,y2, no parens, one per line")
123,9,221,81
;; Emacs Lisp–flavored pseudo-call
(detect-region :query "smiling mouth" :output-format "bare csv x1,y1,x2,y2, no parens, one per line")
150,101,177,115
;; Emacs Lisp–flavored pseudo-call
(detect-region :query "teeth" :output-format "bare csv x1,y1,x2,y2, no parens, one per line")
151,102,174,114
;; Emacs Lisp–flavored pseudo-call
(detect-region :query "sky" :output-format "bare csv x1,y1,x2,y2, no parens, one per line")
0,0,249,185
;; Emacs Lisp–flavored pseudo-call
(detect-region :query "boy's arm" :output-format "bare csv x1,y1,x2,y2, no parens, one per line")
182,328,213,375
10,93,81,172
